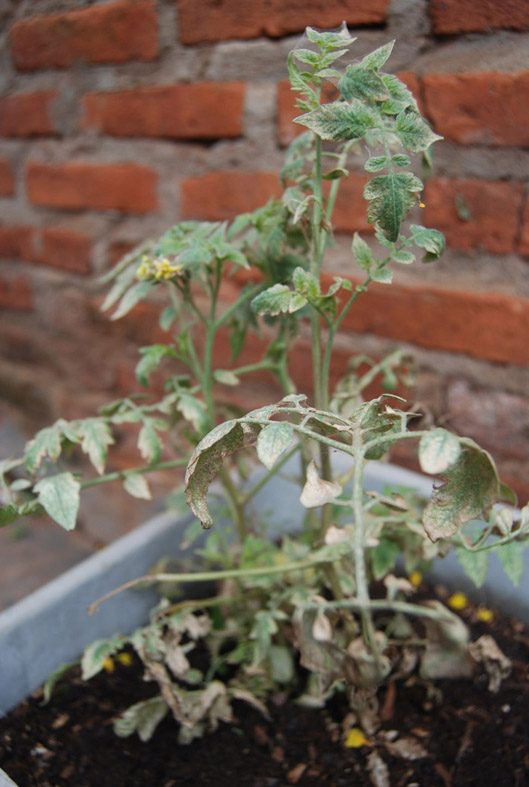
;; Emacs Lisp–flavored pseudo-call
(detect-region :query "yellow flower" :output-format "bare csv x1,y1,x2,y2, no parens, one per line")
116,652,133,667
345,728,370,748
447,591,468,611
409,571,422,588
103,656,115,674
476,607,494,624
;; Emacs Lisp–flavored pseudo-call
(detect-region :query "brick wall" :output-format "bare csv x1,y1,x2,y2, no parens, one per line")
1,0,529,535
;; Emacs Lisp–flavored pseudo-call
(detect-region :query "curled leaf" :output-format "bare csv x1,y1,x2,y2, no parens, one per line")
300,461,342,509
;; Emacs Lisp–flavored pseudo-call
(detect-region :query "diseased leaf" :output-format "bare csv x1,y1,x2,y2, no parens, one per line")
423,441,502,542
294,100,377,142
138,419,167,465
111,281,154,321
361,41,395,72
136,345,177,387
371,267,393,284
352,232,372,270
300,461,342,508
114,696,169,742
256,422,293,470
339,64,389,102
251,283,306,316
25,423,64,474
185,420,258,528
34,473,80,531
410,224,445,262
455,546,489,588
496,540,525,586
370,538,400,580
396,111,442,153
123,473,152,500
364,173,422,242
364,156,387,173
176,394,209,433
420,602,473,679
419,428,461,475
77,419,114,475
82,635,124,680
213,370,240,386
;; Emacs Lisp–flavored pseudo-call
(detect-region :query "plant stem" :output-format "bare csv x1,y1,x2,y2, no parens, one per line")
218,465,248,542
80,459,189,490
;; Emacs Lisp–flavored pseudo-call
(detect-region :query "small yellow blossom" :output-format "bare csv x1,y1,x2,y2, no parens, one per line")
419,201,426,209
115,652,133,667
103,656,115,674
153,257,184,280
409,571,422,588
345,728,370,748
476,607,494,624
447,591,468,611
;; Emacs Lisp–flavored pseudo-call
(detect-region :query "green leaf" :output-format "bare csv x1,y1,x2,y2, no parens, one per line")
41,661,79,704
339,64,389,102
294,100,377,142
410,224,445,262
352,232,373,270
213,369,240,386
81,635,124,680
391,249,415,264
0,503,20,527
123,473,152,500
34,472,80,531
159,305,177,332
176,394,209,433
370,538,400,580
101,263,140,312
382,75,418,113
77,419,114,475
364,156,387,173
392,154,411,168
371,267,393,284
423,442,502,542
251,284,306,316
419,428,461,475
256,422,294,470
455,546,489,588
305,25,355,50
185,420,258,528
496,541,525,586
269,644,295,684
111,281,154,321
322,167,349,180
364,172,423,242
114,696,169,742
361,41,395,71
396,111,442,153
250,610,278,665
25,423,64,473
138,420,163,464
136,345,176,387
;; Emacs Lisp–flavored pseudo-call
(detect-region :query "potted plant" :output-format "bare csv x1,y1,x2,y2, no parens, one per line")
1,26,528,784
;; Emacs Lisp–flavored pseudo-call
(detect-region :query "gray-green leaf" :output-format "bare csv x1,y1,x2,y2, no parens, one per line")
123,473,152,500
34,472,80,531
256,422,293,470
114,696,169,742
396,111,442,153
294,100,377,142
419,428,461,475
410,224,445,262
82,635,124,680
455,546,489,588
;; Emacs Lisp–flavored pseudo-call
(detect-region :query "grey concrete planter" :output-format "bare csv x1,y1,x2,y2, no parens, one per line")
1,461,528,784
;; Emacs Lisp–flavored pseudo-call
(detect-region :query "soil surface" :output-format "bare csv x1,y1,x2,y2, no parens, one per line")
2,590,529,787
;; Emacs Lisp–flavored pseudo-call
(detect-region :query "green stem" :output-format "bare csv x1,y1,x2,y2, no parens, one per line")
241,444,301,505
80,459,189,490
218,465,248,542
213,283,264,330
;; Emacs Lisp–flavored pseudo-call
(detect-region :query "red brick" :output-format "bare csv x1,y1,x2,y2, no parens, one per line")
0,273,33,310
108,241,136,267
278,72,421,147
327,273,529,366
430,0,529,34
26,161,158,214
178,0,389,44
519,195,529,257
9,1,158,72
0,91,57,137
82,82,245,139
181,171,282,220
423,178,523,255
0,224,92,273
40,229,92,274
329,173,372,234
0,225,36,260
0,159,15,196
423,72,529,146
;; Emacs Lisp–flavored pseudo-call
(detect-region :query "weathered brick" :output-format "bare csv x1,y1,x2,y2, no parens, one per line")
328,173,372,234
519,195,529,257
0,273,33,310
82,82,245,139
108,241,136,267
447,379,529,464
423,178,523,255
328,273,529,366
423,72,529,147
430,0,529,34
0,225,36,260
181,171,282,220
40,229,92,274
0,224,92,273
26,161,158,214
0,159,14,196
0,91,57,137
178,0,389,44
9,1,158,71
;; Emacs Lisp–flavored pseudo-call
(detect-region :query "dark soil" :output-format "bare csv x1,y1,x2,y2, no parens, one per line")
2,592,529,787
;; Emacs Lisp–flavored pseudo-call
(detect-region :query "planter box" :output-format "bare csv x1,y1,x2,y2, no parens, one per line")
1,461,528,784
